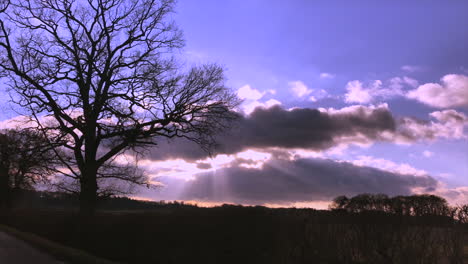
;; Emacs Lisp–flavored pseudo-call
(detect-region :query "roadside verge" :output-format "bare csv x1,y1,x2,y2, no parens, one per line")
0,224,118,264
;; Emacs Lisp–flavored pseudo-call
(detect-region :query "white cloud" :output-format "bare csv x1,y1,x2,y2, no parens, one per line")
242,99,282,115
264,99,282,106
393,109,468,143
341,77,468,140
422,150,434,158
319,73,335,79
0,114,71,130
236,85,279,114
352,155,428,177
319,103,389,115
402,76,419,88
0,115,30,129
407,74,468,108
235,149,272,169
289,81,313,98
426,185,468,205
389,76,419,90
344,80,376,104
344,77,417,104
237,84,265,100
401,65,424,73
289,81,329,102
143,149,276,181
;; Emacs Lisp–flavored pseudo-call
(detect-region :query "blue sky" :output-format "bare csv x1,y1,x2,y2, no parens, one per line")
1,0,467,207
176,0,467,81
174,0,468,123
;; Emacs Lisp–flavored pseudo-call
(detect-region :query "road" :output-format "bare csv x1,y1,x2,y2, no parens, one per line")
0,231,63,264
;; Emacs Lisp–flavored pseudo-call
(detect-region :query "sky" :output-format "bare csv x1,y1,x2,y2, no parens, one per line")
1,0,468,208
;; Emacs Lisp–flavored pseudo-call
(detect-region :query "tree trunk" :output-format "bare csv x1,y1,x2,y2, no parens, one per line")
79,123,99,216
79,167,98,216
0,166,11,210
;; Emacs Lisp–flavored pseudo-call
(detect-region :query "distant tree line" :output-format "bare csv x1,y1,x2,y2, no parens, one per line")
4,188,196,211
331,193,468,224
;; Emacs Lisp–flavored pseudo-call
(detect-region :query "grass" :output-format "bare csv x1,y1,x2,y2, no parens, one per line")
0,223,118,264
464,243,468,262
1,208,465,264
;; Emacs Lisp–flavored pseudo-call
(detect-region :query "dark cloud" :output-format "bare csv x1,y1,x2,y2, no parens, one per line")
148,157,437,205
144,105,467,161
226,104,396,150
147,137,207,161
147,105,397,161
196,162,212,170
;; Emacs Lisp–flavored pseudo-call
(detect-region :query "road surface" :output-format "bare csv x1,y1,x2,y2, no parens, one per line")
0,231,63,264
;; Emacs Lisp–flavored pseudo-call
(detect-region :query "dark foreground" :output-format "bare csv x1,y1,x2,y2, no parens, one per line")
0,206,466,264
0,231,61,264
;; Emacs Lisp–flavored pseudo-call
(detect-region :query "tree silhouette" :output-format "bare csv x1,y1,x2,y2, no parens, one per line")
0,129,56,209
331,193,450,217
330,195,349,210
0,0,238,214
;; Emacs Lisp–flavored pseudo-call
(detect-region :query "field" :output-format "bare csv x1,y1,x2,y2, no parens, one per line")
1,204,466,264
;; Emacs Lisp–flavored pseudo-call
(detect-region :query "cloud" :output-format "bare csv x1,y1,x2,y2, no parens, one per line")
401,65,424,73
345,74,468,108
344,80,375,104
236,85,279,114
351,155,428,177
399,76,419,88
218,104,396,155
145,104,395,161
237,104,399,151
344,77,417,104
242,99,282,115
289,81,315,101
237,84,265,100
145,105,468,162
138,148,464,206
434,186,468,205
196,162,212,170
319,73,335,79
151,157,438,204
407,74,468,108
394,109,468,142
409,183,468,205
0,115,30,129
4,104,465,165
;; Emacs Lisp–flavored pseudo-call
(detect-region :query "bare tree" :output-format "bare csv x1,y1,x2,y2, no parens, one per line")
0,129,56,209
0,0,238,214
